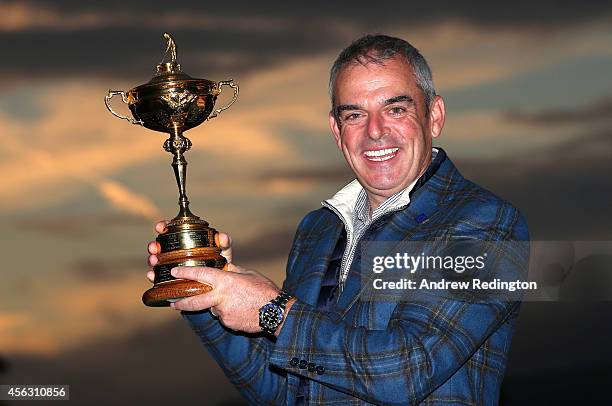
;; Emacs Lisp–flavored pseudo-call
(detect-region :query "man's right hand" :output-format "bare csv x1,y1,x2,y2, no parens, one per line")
146,220,234,283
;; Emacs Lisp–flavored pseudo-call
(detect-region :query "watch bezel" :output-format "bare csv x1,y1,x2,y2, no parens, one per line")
259,302,284,332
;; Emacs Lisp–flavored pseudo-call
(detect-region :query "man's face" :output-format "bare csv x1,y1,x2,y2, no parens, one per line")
329,56,445,207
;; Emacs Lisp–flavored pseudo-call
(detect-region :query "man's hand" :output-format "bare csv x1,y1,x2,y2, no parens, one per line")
146,220,233,281
146,220,284,334
169,265,281,333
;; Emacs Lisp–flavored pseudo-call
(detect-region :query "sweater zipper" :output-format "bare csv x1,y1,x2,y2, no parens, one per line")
322,201,409,292
321,201,352,292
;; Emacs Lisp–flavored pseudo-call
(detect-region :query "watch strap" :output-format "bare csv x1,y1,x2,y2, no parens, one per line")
272,290,292,308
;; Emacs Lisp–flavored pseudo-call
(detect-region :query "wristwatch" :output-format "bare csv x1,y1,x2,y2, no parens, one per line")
259,290,293,335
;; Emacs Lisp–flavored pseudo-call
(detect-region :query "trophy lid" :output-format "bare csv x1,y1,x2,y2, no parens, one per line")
139,32,215,87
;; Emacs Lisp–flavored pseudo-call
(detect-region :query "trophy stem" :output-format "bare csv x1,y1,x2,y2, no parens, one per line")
163,127,200,221
145,125,221,307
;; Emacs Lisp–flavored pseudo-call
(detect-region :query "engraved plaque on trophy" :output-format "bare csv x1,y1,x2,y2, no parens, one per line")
105,33,238,306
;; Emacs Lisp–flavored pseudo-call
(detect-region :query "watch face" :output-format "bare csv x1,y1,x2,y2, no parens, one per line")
259,303,284,331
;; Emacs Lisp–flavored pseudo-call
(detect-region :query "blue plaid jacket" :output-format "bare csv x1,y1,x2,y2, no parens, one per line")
184,152,529,405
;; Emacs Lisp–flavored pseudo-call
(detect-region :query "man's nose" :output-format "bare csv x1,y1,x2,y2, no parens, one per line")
366,113,387,140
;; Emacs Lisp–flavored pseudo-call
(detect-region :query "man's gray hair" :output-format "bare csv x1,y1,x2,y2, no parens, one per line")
329,34,436,118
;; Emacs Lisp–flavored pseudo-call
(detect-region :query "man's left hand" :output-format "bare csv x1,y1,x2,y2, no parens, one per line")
169,264,281,334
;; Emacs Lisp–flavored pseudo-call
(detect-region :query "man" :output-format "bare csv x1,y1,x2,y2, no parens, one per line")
147,35,529,405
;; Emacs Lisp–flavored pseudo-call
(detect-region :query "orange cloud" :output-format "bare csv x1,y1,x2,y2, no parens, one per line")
0,312,29,330
0,255,288,356
0,2,289,32
0,273,170,356
98,180,162,221
0,312,62,355
0,80,298,213
392,20,612,92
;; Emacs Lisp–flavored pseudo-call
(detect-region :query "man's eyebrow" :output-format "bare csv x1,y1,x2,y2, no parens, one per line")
336,104,361,114
383,95,415,105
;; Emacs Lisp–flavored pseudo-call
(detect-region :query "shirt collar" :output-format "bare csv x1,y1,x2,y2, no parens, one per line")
323,148,440,229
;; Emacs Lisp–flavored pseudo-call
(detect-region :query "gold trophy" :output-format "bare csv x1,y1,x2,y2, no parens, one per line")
105,33,238,307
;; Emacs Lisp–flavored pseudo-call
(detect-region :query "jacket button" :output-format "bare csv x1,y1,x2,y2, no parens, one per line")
307,362,316,372
290,357,299,367
298,360,308,369
316,365,325,375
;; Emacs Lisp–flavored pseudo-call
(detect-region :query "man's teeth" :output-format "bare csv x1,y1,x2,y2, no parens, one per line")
364,147,399,161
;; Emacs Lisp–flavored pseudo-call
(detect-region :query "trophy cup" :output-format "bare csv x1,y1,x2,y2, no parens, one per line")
105,32,238,307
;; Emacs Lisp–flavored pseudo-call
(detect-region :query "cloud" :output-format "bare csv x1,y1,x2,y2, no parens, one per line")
69,257,145,282
16,213,150,238
11,0,612,30
0,272,172,356
0,130,164,219
1,1,611,87
437,90,612,158
98,180,162,221
0,79,297,214
0,312,59,355
233,226,297,265
416,21,612,94
455,128,612,239
0,82,166,215
0,251,289,357
0,313,29,330
258,165,353,184
0,2,290,32
504,97,612,125
2,316,244,405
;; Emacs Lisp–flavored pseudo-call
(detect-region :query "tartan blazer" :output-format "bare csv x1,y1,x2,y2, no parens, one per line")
183,152,529,405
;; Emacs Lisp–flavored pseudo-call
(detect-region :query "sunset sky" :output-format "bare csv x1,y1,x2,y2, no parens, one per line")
1,1,611,404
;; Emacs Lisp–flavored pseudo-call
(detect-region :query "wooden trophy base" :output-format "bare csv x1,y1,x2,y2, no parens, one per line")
142,278,213,307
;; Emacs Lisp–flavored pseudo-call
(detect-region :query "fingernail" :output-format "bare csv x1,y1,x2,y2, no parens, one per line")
171,268,178,276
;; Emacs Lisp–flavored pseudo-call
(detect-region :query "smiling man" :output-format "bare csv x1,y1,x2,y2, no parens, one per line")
147,34,529,405
329,49,443,209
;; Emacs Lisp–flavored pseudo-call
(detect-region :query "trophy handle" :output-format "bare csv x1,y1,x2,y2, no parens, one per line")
208,80,239,120
105,90,144,126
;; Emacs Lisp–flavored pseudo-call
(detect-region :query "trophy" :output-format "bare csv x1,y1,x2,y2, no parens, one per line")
105,33,238,307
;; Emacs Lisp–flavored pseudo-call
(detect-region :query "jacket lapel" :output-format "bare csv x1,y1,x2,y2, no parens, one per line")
291,214,344,307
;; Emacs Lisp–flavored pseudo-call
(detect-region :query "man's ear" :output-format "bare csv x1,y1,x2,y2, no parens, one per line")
329,111,342,149
429,95,446,139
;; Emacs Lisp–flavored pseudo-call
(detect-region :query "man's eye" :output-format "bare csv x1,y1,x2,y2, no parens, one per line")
389,107,406,115
343,113,361,121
